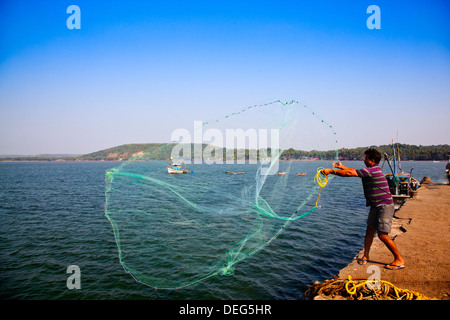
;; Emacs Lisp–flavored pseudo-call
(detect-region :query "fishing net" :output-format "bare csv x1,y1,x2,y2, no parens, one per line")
105,100,338,289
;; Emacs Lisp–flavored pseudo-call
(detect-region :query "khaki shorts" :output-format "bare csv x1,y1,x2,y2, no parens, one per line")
367,204,395,234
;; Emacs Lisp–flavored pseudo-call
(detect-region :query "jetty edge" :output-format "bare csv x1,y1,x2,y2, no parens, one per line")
304,183,450,300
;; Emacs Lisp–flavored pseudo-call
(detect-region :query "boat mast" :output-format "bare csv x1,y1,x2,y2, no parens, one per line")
392,138,397,176
396,132,402,173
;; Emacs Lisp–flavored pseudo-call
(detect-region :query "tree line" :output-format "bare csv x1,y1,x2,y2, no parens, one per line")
1,143,448,161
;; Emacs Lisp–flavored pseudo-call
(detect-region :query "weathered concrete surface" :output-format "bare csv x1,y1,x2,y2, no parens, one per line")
335,184,450,300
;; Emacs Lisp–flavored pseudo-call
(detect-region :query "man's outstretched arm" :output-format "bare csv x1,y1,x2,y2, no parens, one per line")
321,160,359,177
322,167,359,177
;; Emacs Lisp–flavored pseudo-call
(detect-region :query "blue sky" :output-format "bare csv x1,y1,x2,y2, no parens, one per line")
0,0,449,154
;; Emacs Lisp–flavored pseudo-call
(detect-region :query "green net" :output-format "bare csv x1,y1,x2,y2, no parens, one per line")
105,100,338,289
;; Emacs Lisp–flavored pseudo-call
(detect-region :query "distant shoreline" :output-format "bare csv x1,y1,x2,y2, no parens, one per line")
1,142,448,162
0,159,448,163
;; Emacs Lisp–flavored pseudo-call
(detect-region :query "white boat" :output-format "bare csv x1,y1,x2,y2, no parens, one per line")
167,159,188,174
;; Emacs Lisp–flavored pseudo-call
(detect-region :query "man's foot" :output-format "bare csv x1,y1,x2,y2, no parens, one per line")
357,257,368,265
384,263,405,270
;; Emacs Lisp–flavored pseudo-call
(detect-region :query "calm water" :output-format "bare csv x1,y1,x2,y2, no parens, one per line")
0,160,446,300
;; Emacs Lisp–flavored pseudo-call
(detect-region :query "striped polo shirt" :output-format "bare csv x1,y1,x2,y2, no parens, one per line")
356,165,393,207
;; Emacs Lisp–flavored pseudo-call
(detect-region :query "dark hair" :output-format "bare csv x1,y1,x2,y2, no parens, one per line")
364,148,382,164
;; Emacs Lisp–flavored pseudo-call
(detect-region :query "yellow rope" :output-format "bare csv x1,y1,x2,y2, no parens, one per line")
344,276,437,300
314,168,329,207
314,167,328,188
305,276,438,300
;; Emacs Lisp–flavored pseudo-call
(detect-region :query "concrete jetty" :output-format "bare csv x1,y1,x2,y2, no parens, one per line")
309,184,450,300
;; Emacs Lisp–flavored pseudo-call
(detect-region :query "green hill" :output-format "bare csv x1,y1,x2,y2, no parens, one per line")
79,143,172,160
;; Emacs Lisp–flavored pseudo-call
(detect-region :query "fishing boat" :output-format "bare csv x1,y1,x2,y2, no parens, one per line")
167,158,188,174
383,142,420,207
228,171,245,175
278,172,286,176
298,173,307,176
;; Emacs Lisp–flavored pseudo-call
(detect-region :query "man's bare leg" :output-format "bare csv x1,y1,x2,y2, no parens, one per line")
359,225,377,264
377,232,405,267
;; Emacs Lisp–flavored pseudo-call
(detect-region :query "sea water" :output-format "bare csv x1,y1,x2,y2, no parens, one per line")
0,160,446,299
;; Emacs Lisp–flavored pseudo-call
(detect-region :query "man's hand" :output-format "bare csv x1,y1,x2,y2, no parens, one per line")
333,161,343,169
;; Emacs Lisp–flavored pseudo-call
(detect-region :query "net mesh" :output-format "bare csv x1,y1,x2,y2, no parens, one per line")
105,100,338,289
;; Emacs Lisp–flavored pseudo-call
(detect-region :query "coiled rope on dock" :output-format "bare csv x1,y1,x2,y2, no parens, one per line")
305,276,438,300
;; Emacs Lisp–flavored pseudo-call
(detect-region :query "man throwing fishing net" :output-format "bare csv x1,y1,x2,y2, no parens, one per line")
321,148,405,270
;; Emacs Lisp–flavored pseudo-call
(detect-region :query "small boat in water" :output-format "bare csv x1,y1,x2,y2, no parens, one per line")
298,173,307,176
278,172,286,176
167,158,188,174
228,171,245,175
